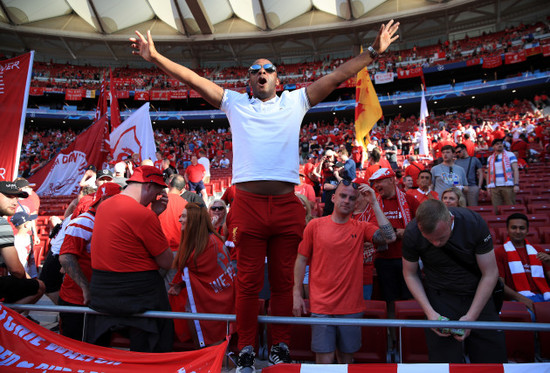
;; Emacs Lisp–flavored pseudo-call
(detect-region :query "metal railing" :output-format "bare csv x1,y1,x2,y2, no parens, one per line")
5,303,550,363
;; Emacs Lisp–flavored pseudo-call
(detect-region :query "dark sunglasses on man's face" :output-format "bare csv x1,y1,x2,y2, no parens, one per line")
210,206,225,211
249,63,276,74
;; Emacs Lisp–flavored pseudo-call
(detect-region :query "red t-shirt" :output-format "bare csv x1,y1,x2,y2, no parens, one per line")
17,192,40,216
158,193,187,251
59,210,95,305
298,216,378,314
463,140,476,157
295,183,316,204
370,193,419,259
495,243,550,293
404,162,425,188
185,164,205,183
91,194,169,272
406,188,439,205
303,162,316,186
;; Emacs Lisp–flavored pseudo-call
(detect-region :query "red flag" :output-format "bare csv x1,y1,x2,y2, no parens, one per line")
504,50,527,64
28,116,109,196
94,74,108,122
109,68,121,129
0,304,227,372
482,55,503,69
0,52,34,181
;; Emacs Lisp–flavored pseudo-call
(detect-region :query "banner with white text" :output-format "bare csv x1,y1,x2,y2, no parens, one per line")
0,52,34,181
0,304,227,372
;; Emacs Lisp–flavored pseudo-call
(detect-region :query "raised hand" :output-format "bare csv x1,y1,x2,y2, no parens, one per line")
130,30,157,62
372,19,400,54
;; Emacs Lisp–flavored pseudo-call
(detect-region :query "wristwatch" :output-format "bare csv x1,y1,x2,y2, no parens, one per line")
367,46,379,59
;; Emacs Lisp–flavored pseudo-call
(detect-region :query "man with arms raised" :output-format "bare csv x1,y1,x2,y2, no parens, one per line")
293,181,395,364
131,21,399,371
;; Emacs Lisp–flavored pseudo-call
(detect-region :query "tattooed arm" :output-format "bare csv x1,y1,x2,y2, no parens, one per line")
59,253,90,305
358,184,396,244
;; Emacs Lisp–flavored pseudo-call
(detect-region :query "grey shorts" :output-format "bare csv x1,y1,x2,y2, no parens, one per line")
311,312,363,354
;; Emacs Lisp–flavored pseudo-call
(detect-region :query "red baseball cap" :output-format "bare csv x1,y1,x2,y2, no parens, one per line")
127,165,168,188
92,182,122,204
368,168,396,182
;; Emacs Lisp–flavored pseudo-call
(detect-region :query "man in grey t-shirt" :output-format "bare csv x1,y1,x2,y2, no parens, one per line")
431,145,468,197
454,144,483,206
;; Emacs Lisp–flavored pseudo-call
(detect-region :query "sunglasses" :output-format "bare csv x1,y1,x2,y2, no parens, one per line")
339,179,359,189
210,206,225,211
249,63,276,74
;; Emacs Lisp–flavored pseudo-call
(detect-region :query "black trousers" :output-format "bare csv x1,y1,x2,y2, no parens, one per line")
424,287,507,363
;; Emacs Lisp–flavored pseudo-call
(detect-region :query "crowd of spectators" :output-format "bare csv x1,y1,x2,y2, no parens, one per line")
24,20,550,94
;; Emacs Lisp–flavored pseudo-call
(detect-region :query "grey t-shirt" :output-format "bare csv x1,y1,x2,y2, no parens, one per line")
455,157,482,186
0,217,15,266
431,163,468,197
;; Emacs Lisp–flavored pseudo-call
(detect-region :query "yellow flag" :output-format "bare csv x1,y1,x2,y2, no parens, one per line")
355,48,382,149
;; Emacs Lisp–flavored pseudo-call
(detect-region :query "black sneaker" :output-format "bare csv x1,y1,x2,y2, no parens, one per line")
236,345,256,373
268,342,291,365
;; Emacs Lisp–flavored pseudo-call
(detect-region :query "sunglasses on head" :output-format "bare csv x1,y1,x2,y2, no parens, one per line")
249,63,276,74
339,179,359,189
210,206,225,211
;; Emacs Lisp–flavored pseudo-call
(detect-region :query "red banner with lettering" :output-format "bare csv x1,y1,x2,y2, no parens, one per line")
504,50,527,64
0,304,227,372
0,52,34,181
541,44,550,57
188,90,202,98
134,91,150,101
170,90,187,99
482,55,502,68
65,88,84,101
150,90,170,101
397,67,423,79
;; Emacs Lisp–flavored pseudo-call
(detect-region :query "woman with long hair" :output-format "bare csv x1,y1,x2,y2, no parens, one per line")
168,203,235,347
441,187,467,208
208,199,228,237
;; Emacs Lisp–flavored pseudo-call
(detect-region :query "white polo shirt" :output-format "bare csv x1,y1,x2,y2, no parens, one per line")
221,88,311,185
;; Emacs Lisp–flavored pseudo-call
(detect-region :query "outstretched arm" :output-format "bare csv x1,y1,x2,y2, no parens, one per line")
130,30,224,108
306,20,399,107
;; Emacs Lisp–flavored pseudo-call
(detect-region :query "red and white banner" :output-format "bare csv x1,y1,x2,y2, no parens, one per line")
0,52,34,181
29,86,44,96
29,116,109,196
466,57,481,66
397,67,423,79
482,55,503,69
109,103,157,163
264,363,550,373
374,72,394,85
542,44,550,57
505,50,527,64
134,91,149,101
65,88,84,101
170,90,188,100
0,304,227,372
150,90,170,101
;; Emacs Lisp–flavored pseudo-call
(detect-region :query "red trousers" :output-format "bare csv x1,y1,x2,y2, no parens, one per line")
227,188,305,350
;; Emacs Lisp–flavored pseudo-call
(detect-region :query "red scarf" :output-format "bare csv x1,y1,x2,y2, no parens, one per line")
488,151,513,184
362,188,412,227
504,239,550,300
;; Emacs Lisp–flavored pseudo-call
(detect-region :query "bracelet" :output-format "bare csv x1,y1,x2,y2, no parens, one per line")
367,46,379,59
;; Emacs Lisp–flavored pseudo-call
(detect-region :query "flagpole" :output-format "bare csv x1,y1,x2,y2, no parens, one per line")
418,85,430,156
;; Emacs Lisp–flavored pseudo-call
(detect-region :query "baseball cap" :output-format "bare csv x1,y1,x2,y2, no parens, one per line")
369,168,396,182
86,165,97,172
15,178,36,188
11,211,31,227
127,165,168,188
0,181,29,198
353,177,369,185
97,169,114,180
92,182,122,204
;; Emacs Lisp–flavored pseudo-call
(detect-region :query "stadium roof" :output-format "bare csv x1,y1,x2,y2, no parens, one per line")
0,0,548,67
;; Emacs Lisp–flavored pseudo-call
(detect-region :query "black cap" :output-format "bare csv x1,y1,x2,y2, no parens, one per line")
97,169,114,180
15,178,35,188
12,211,31,227
0,181,29,198
86,165,97,172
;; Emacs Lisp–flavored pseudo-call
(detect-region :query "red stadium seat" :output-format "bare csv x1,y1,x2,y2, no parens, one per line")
499,301,534,362
526,214,550,228
355,300,388,363
529,203,550,215
534,302,550,360
467,205,495,215
526,195,550,206
483,215,507,229
497,205,527,215
394,300,429,363
539,227,550,244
